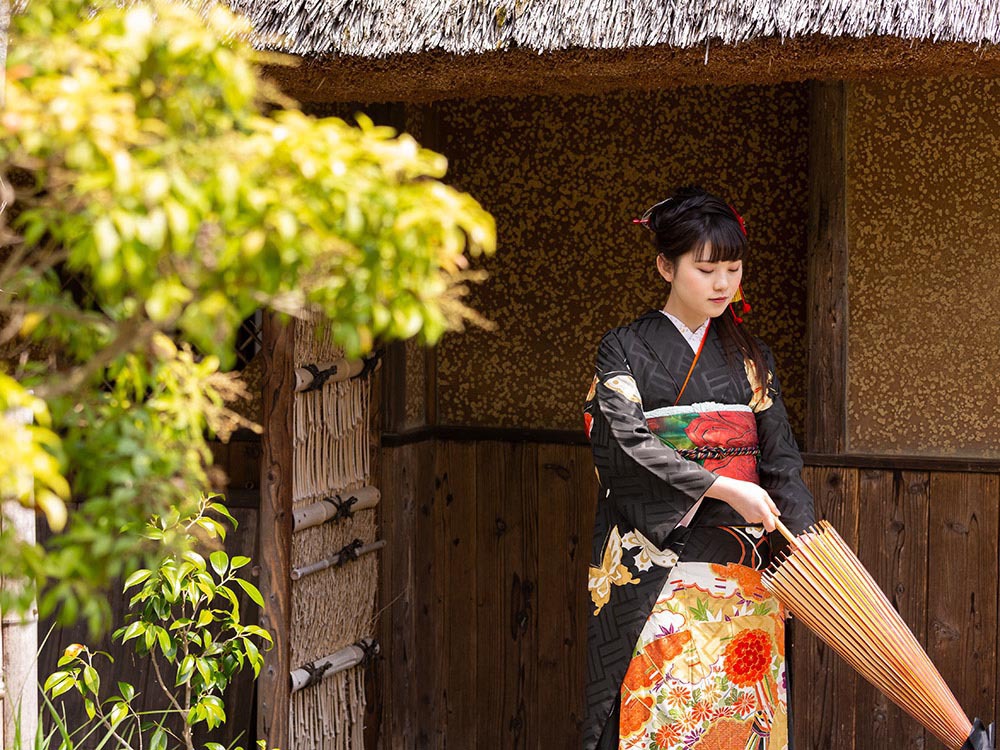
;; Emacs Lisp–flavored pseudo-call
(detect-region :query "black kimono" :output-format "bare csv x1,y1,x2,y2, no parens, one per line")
582,310,815,750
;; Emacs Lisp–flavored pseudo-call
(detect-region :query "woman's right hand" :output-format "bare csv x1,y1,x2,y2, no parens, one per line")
704,475,780,532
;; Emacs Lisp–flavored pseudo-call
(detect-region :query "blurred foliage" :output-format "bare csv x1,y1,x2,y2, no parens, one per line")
0,0,495,632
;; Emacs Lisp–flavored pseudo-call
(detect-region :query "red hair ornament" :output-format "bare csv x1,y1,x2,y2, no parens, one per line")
728,205,751,325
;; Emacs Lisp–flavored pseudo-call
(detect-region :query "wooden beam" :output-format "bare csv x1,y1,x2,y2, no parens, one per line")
805,80,849,454
257,312,294,748
416,104,441,429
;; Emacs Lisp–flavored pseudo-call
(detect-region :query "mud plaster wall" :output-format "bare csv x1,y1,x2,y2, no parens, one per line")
430,84,811,437
847,76,1000,456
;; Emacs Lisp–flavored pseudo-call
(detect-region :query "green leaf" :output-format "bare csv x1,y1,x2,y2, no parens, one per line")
208,502,236,528
43,670,77,698
196,658,211,685
234,577,265,608
149,727,167,750
84,697,96,720
118,620,146,643
109,700,128,728
156,627,173,657
117,681,135,702
123,568,152,590
209,550,228,576
230,555,251,569
82,665,100,695
176,654,196,685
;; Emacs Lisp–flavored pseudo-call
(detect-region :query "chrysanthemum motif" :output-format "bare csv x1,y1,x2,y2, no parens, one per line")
654,723,682,748
722,629,772,687
734,691,757,718
665,684,691,708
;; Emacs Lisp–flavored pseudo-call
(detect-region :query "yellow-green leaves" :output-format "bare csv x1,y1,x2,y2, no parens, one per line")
0,376,69,531
1,0,495,631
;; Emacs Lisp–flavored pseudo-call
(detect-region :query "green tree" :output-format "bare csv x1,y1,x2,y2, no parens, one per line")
44,498,272,750
0,0,494,631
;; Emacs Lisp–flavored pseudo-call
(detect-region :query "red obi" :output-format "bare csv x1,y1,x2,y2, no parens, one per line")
644,403,760,483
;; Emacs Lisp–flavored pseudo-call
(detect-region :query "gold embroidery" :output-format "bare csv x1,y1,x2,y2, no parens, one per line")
588,526,638,615
604,374,642,404
744,359,773,413
621,529,679,573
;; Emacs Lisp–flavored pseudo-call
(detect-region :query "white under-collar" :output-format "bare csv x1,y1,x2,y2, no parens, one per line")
660,310,709,353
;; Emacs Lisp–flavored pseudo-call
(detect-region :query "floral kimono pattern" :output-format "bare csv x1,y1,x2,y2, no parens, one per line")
620,561,788,750
582,310,815,750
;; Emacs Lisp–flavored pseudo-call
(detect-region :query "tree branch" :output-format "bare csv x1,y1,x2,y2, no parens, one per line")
34,316,153,399
150,654,186,717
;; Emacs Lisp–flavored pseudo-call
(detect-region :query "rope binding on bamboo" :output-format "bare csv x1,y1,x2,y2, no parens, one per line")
290,539,386,581
290,638,381,694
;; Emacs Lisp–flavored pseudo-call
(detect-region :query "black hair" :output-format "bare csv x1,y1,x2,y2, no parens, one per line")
644,185,770,392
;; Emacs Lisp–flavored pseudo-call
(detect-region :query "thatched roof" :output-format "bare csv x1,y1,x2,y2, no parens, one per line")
241,1,1000,102
240,1,1000,57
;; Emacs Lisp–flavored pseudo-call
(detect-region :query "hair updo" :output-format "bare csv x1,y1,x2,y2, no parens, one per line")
642,185,769,391
646,186,747,265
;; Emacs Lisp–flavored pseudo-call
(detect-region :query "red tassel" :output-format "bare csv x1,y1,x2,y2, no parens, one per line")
743,301,752,313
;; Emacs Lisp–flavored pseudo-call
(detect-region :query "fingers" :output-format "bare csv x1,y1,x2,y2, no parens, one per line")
759,490,779,533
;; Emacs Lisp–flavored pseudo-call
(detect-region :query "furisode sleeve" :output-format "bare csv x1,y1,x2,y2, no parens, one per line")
588,329,718,547
753,342,816,535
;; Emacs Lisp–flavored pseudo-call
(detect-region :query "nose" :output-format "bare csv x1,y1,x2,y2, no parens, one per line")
713,274,728,291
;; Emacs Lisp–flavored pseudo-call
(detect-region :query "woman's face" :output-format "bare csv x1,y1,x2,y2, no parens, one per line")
657,246,742,328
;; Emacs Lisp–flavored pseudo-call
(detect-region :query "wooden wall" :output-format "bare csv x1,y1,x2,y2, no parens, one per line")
378,439,1000,750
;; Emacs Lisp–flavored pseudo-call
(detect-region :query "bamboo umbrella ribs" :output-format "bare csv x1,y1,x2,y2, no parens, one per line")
763,520,994,750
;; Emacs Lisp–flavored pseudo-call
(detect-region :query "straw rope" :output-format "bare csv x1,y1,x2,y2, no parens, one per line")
294,317,344,365
290,665,367,750
763,520,971,750
293,378,370,503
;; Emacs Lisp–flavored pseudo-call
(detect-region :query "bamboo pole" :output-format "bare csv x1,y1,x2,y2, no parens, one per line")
289,638,379,693
291,486,380,532
290,539,386,581
293,358,365,392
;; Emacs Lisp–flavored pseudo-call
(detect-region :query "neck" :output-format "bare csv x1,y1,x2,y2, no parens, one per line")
662,300,708,332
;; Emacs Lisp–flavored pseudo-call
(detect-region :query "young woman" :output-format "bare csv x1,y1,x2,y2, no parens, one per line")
582,186,816,750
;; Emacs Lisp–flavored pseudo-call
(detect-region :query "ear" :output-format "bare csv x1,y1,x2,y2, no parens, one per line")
656,254,674,283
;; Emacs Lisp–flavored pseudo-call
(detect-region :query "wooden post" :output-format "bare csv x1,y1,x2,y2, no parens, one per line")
1,408,39,749
1,6,11,743
1,504,38,749
257,313,294,748
805,80,849,454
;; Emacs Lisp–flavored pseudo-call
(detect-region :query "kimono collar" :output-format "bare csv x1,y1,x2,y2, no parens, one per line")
660,310,709,353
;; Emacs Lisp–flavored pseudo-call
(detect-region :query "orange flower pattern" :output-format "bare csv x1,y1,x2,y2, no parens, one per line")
619,561,788,750
722,629,771,687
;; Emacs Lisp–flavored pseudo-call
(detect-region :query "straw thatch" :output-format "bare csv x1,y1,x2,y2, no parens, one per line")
235,0,1000,57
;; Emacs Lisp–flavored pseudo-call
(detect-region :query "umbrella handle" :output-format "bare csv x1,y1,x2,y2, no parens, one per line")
773,518,799,548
